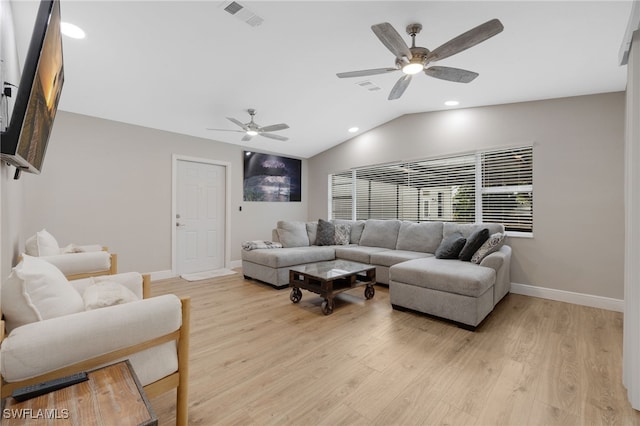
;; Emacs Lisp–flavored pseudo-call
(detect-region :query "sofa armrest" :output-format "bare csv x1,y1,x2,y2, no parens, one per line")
70,272,149,299
0,294,182,383
481,245,512,304
479,250,505,272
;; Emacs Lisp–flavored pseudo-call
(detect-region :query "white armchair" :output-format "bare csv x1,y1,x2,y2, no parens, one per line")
23,229,117,280
0,255,190,425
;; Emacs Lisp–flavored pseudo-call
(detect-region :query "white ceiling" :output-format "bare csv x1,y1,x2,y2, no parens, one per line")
10,1,633,159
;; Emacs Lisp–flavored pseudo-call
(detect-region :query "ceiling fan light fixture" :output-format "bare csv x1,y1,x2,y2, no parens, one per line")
402,62,423,75
246,130,258,136
444,100,459,106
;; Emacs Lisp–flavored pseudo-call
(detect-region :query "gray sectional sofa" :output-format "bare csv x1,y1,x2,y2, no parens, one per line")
241,219,511,329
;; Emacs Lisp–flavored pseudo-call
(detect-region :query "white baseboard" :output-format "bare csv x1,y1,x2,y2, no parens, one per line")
147,270,175,281
147,264,241,281
510,282,623,312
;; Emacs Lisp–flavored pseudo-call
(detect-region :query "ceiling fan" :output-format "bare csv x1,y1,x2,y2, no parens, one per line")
207,109,289,142
337,19,504,100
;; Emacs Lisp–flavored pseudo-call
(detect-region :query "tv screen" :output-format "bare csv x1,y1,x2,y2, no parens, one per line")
0,0,64,175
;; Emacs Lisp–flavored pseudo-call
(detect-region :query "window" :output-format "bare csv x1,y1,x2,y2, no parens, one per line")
329,145,533,235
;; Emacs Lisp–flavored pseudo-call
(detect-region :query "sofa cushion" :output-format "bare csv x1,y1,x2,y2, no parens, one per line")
471,232,506,264
458,228,490,261
241,246,335,269
306,222,318,245
443,222,505,239
370,250,433,267
316,219,335,246
276,221,310,248
334,246,390,264
396,222,443,253
25,229,60,257
359,219,401,249
390,257,495,298
435,232,466,259
1,255,85,332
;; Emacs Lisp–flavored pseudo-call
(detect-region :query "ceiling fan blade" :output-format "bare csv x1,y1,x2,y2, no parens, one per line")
388,74,412,100
426,18,504,63
260,132,289,141
241,134,253,142
336,68,398,78
260,123,289,132
424,66,479,83
227,117,248,130
206,128,245,133
371,22,412,60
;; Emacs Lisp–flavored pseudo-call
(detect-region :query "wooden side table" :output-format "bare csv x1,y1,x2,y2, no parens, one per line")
2,360,157,425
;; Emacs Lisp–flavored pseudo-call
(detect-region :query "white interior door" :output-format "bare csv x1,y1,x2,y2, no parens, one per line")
176,160,226,275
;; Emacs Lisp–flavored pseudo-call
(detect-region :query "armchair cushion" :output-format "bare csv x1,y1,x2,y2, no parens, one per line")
25,229,60,257
83,281,139,310
38,251,111,276
70,272,144,299
0,294,182,385
1,255,84,332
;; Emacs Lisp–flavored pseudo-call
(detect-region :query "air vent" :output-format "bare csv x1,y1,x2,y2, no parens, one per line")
224,1,243,15
219,1,264,27
356,80,382,92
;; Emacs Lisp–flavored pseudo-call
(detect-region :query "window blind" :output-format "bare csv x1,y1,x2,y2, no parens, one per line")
329,145,533,234
481,146,533,232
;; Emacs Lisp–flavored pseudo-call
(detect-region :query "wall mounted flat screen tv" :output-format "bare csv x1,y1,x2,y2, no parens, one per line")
0,0,64,175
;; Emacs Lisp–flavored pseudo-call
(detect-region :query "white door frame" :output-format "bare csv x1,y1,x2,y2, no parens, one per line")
171,154,232,276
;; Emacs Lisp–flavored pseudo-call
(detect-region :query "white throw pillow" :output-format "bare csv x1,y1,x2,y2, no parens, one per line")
24,229,60,256
1,255,85,332
83,280,139,310
471,233,506,264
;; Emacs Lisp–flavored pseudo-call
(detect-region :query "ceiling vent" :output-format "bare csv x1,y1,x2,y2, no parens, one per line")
356,80,382,92
219,1,264,27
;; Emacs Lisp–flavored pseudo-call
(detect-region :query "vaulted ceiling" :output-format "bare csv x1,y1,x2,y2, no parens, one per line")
10,1,633,158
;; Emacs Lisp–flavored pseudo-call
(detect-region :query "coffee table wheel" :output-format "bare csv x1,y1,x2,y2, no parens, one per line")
290,287,302,303
321,299,334,315
364,285,375,300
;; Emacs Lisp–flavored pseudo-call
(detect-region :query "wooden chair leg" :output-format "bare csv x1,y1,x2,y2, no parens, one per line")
176,297,191,426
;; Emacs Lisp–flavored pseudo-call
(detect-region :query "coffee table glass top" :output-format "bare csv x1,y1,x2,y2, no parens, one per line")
289,260,374,280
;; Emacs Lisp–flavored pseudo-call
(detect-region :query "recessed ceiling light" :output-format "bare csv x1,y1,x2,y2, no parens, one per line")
61,22,86,39
444,100,459,107
348,127,359,133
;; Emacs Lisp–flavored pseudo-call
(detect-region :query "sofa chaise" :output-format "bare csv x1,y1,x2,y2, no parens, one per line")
242,219,511,329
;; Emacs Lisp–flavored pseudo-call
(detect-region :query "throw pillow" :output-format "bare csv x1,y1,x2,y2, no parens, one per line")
458,228,490,261
275,221,310,248
435,232,467,259
83,280,140,310
25,229,60,256
334,223,351,245
316,219,335,246
1,255,85,332
471,233,506,264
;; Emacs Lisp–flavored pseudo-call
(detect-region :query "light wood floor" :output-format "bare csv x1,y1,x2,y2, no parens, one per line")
148,271,640,426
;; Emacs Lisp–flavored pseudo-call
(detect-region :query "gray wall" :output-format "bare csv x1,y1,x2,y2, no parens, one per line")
308,92,625,300
21,111,308,274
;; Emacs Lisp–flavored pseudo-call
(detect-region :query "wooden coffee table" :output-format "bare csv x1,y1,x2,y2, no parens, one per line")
289,259,376,315
2,360,157,425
